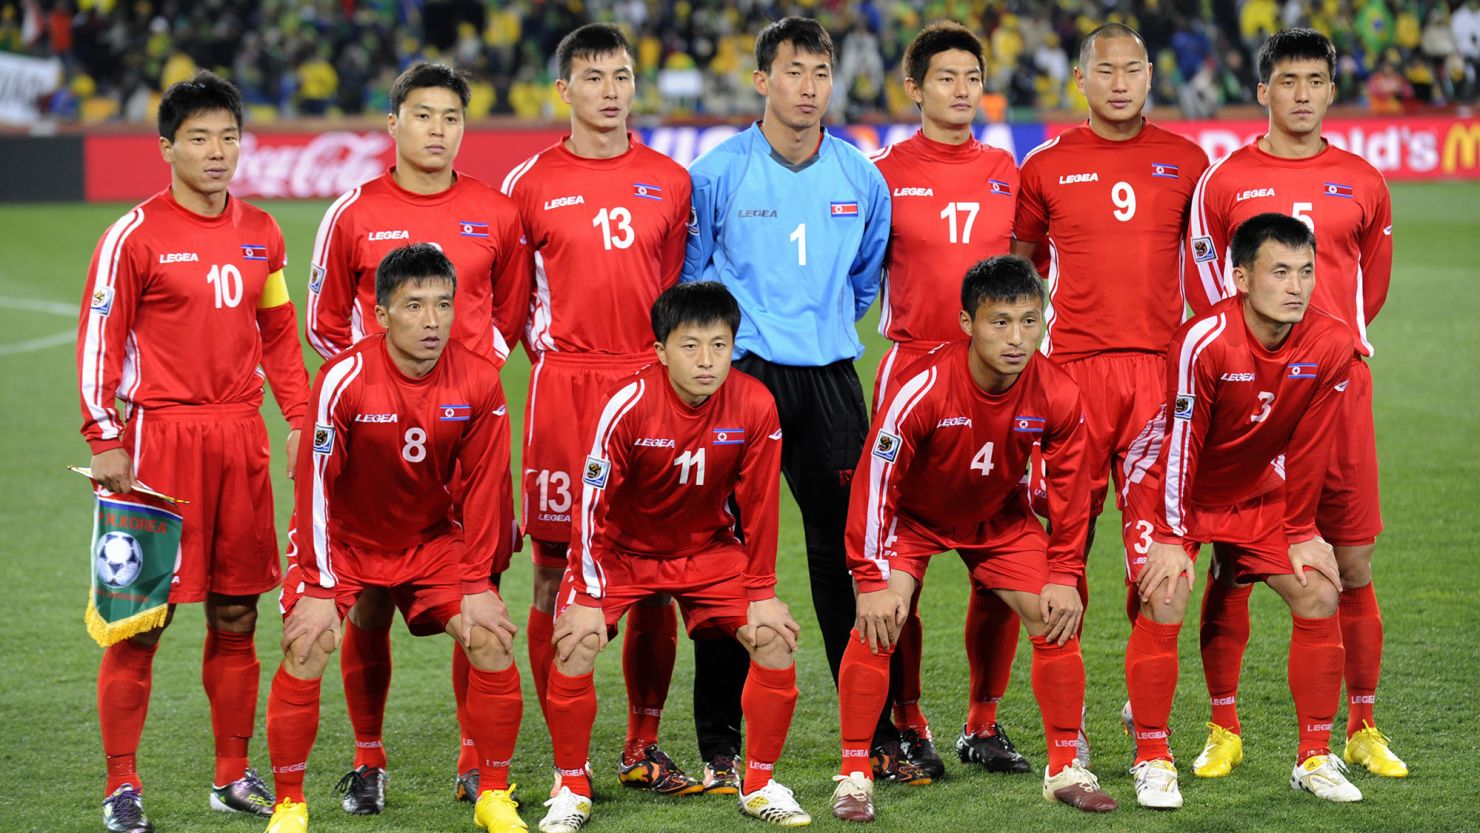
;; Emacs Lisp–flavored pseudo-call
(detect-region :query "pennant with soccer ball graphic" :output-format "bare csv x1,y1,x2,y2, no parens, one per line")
84,495,182,647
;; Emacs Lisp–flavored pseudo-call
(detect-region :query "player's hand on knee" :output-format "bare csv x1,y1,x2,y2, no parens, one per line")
460,590,517,654
1288,537,1341,592
283,596,341,663
553,603,607,664
744,597,800,652
1039,583,1083,646
90,448,135,494
1138,542,1196,606
855,589,904,654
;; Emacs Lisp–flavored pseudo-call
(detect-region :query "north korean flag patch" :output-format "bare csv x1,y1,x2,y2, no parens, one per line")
439,403,473,421
1323,182,1354,199
712,427,746,446
634,182,663,201
583,455,611,489
831,201,859,217
988,178,1013,196
1287,362,1318,379
871,430,901,462
241,244,268,261
1151,162,1179,179
458,220,489,238
1012,416,1045,433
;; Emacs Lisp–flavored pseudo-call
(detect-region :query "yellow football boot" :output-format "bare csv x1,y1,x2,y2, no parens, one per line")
475,786,529,833
1343,723,1409,777
1192,723,1244,778
265,799,307,833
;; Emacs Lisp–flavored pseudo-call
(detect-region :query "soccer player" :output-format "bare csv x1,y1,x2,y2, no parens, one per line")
1182,28,1401,778
1120,213,1362,806
685,15,894,782
264,244,526,833
830,256,1116,823
77,71,309,833
867,21,1022,781
539,282,809,832
303,62,531,811
1010,22,1209,766
499,23,698,793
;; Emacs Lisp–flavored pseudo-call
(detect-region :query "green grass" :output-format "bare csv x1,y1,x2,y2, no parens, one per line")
2,184,1478,833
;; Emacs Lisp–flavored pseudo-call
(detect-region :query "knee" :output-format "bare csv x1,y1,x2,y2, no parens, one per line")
555,632,601,676
1336,548,1373,589
205,596,258,632
1142,594,1189,624
746,626,794,670
282,631,336,679
464,625,514,671
1290,580,1340,619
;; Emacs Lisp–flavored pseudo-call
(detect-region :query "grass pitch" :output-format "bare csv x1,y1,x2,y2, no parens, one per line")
1,183,1477,832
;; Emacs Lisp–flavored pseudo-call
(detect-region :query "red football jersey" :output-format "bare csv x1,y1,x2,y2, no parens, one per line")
78,188,308,453
847,343,1090,590
1015,122,1208,362
869,132,1018,344
1121,297,1353,544
1184,140,1393,357
295,334,511,595
569,363,782,604
305,169,530,364
500,138,691,355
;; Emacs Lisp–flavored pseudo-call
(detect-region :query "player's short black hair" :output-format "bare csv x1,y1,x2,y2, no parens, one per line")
651,282,742,343
389,62,471,114
157,70,242,141
755,16,834,75
375,243,457,307
1230,213,1317,270
903,21,983,87
961,256,1046,316
1257,28,1336,84
556,23,635,81
1078,22,1147,68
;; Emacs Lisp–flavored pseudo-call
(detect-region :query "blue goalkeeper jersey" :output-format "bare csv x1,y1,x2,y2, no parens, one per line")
683,123,890,365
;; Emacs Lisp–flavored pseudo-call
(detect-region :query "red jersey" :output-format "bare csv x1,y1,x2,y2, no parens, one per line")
1124,297,1353,545
295,334,511,595
78,188,308,453
869,132,1018,344
848,343,1090,590
569,363,782,605
500,138,691,355
1015,122,1208,362
305,169,530,364
1184,140,1392,356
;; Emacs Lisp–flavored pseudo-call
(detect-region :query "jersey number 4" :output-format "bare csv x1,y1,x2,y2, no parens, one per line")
971,441,994,476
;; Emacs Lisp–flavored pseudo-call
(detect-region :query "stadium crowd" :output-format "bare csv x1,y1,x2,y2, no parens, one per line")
4,0,1480,124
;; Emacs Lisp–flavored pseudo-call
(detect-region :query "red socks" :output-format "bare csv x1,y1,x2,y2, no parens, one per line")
1338,582,1383,737
623,602,678,748
98,638,159,795
266,667,322,805
1200,579,1253,733
1289,614,1344,762
741,662,798,790
1029,634,1085,774
837,630,891,776
527,606,556,729
546,669,597,796
340,619,391,770
964,589,1019,736
453,645,477,772
203,628,261,786
1125,617,1181,764
465,663,523,792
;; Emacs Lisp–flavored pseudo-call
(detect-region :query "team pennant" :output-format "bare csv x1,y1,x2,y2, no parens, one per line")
84,494,183,647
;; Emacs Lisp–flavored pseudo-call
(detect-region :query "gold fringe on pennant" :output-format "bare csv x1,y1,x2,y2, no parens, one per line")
84,591,169,647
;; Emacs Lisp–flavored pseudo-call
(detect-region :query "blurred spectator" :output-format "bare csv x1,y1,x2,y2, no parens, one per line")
1366,60,1410,112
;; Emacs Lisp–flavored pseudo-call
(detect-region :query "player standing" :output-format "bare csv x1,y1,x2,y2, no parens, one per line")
1182,28,1402,778
264,244,526,833
539,282,809,832
303,62,531,811
1121,214,1363,806
867,21,1022,781
500,23,698,793
830,256,1116,822
77,72,309,832
1011,22,1208,765
684,15,894,782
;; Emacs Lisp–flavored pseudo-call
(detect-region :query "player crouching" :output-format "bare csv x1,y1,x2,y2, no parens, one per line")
264,244,526,833
541,282,809,831
1119,214,1362,808
832,256,1116,822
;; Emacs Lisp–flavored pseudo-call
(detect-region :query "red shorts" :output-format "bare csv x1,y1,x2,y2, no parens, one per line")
1120,483,1298,585
1316,357,1382,546
881,508,1052,595
871,341,953,412
522,352,651,562
278,532,469,636
1058,352,1166,516
556,545,751,638
122,403,280,604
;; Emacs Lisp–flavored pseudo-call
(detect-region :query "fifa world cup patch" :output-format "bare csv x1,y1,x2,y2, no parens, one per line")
582,456,611,489
687,206,700,236
90,286,115,315
872,430,901,462
309,264,326,293
1191,236,1217,263
1173,394,1195,420
312,423,335,454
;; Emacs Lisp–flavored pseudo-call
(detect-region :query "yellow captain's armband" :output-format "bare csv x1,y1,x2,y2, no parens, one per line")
258,269,290,309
